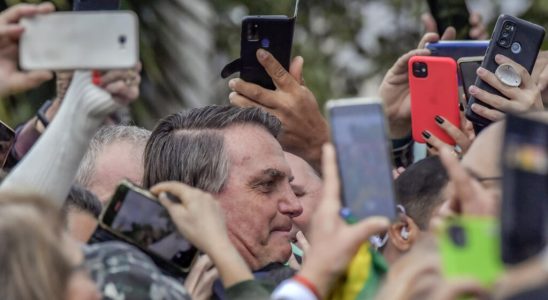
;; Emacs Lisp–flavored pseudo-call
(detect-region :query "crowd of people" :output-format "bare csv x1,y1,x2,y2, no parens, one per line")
0,2,547,300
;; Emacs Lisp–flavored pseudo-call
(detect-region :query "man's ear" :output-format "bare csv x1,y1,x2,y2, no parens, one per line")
387,215,421,252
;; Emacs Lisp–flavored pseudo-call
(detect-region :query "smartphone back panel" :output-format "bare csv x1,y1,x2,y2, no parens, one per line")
458,56,483,101
465,15,545,128
439,217,504,286
501,115,548,265
20,12,139,70
240,16,295,90
408,56,460,145
327,99,397,222
427,41,488,61
427,0,471,39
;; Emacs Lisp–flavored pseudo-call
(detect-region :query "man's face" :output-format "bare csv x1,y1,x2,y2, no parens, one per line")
216,125,303,270
285,152,323,238
87,141,145,204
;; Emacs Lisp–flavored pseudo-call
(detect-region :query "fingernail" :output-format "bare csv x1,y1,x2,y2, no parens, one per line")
228,79,236,90
476,67,486,75
459,103,464,111
422,131,431,139
435,115,444,124
471,103,479,111
257,49,268,60
426,143,433,149
469,85,478,95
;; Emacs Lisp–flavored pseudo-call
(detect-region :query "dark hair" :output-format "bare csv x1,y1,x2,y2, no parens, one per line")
395,156,449,230
143,105,282,191
63,185,103,218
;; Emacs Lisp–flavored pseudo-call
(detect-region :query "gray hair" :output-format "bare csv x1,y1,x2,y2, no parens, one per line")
75,125,151,187
143,105,282,192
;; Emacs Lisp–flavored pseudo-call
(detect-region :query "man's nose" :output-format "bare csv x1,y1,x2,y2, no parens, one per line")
278,184,303,218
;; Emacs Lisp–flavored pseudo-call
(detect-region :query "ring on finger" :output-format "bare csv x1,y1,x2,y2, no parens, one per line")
495,64,522,87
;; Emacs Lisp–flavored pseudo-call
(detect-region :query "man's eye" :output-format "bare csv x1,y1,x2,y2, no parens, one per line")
294,191,305,197
261,181,275,189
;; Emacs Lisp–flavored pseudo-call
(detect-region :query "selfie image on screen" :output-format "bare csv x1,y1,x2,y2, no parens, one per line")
331,105,396,220
110,189,195,268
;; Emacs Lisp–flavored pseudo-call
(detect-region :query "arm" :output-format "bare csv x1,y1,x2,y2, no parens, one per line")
0,71,122,206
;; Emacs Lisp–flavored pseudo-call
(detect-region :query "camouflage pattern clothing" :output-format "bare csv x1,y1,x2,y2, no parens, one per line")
83,241,191,300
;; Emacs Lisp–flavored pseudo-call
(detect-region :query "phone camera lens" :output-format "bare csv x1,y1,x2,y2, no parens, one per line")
118,35,127,45
261,38,270,48
499,38,508,47
448,225,467,247
502,31,510,38
412,62,428,78
504,24,515,31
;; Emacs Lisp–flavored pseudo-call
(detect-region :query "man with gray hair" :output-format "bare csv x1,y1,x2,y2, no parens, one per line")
143,105,303,272
76,125,151,203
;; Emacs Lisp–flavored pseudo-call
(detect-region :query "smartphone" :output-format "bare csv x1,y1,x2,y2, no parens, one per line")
427,0,471,40
408,56,460,145
100,181,198,275
0,121,14,169
501,114,548,265
458,56,483,101
438,217,503,286
326,99,397,222
465,15,546,129
239,1,299,90
73,0,120,11
20,12,139,70
426,41,489,61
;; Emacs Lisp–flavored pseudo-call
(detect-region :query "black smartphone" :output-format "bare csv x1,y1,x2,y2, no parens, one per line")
427,41,488,61
501,114,548,265
465,15,545,130
100,181,198,275
458,56,483,103
239,1,298,90
427,0,471,40
0,120,14,169
326,99,397,222
73,0,120,11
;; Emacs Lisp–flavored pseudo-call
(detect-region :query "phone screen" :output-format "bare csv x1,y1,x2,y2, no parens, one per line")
329,103,396,221
427,0,471,39
501,115,548,265
0,121,15,168
105,186,197,270
459,59,482,101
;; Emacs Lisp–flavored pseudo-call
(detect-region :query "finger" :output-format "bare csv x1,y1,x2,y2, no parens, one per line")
1,3,53,24
228,92,275,115
104,81,132,98
439,148,477,206
201,255,215,271
475,67,518,99
421,13,438,33
397,167,406,174
538,67,548,92
422,130,452,152
441,27,457,40
256,49,299,90
470,103,505,122
5,71,53,95
469,12,482,26
289,56,304,85
418,32,440,49
435,116,470,150
228,78,277,109
391,48,431,75
150,181,196,205
0,24,24,40
468,85,513,114
351,216,390,242
320,143,342,213
429,279,488,300
495,54,534,88
184,255,209,292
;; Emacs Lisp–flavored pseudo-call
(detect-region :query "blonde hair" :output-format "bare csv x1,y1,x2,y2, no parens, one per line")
0,193,73,300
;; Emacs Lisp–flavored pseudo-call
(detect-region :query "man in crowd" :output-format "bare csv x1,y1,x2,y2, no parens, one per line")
143,105,303,274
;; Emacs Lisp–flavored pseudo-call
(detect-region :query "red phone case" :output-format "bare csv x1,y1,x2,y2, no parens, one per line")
408,56,460,145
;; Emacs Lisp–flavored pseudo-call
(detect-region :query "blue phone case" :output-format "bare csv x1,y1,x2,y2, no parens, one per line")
427,41,489,61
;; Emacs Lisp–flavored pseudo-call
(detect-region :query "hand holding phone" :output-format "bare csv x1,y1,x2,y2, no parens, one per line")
100,181,198,275
465,15,545,129
327,99,397,222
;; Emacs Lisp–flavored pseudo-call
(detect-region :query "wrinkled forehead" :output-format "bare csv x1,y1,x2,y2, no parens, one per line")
222,125,291,176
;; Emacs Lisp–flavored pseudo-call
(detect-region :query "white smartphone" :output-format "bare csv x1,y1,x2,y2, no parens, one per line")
20,11,139,70
326,98,397,222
